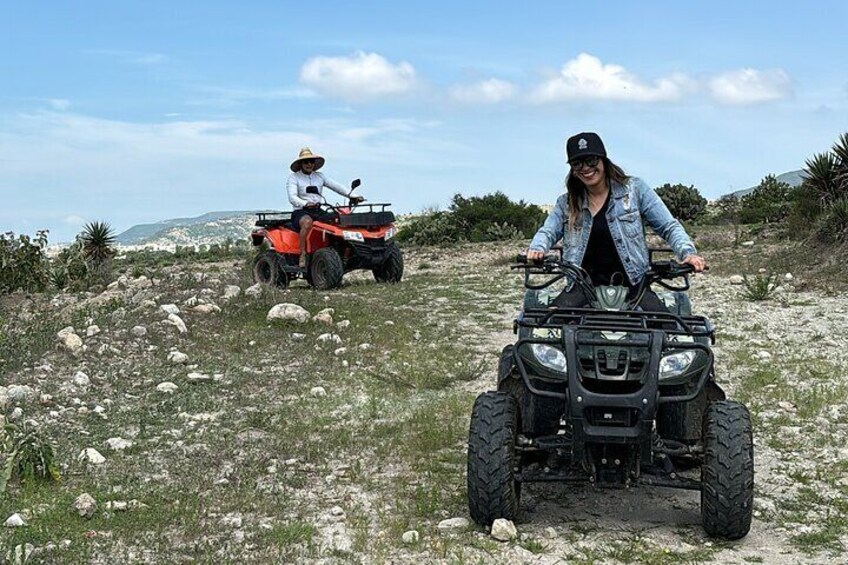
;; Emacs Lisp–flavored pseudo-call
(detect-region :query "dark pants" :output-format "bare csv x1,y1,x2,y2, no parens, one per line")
291,208,323,229
552,285,670,313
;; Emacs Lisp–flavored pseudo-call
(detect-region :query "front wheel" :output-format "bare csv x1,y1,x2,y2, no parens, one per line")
373,243,403,283
308,247,344,290
252,251,288,288
701,400,754,539
467,391,521,526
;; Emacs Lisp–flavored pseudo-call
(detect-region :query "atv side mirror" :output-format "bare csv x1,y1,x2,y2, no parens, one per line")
305,185,319,194
351,178,361,190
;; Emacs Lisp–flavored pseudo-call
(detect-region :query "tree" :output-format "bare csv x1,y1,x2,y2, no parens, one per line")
739,175,793,224
654,184,707,221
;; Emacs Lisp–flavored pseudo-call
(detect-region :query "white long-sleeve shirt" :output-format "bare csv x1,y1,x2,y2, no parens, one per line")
286,171,350,209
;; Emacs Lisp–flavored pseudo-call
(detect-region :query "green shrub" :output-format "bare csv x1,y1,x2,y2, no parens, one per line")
0,421,61,494
395,210,463,246
0,230,50,295
655,183,707,221
739,175,793,224
811,198,848,245
741,273,780,301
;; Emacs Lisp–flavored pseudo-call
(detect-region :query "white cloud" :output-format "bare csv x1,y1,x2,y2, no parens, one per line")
708,68,792,105
48,99,70,111
299,51,417,101
531,53,692,104
449,79,517,104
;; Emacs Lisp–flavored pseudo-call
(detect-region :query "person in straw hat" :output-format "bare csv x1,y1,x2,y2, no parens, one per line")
287,147,364,267
526,131,705,312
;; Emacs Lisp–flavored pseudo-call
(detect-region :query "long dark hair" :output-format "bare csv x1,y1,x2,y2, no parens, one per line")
565,157,629,231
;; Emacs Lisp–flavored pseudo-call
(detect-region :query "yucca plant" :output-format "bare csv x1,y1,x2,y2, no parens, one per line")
741,273,780,301
813,198,848,244
832,132,848,196
802,152,840,208
79,221,116,283
0,420,61,494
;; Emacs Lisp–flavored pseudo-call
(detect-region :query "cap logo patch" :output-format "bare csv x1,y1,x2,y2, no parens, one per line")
578,138,588,150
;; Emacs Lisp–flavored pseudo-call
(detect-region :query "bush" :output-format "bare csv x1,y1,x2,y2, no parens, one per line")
739,175,793,224
396,192,546,246
811,198,848,245
741,273,780,301
654,184,707,221
0,230,50,295
0,421,61,494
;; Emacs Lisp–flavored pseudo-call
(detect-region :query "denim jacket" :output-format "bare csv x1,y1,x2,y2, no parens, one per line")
529,177,697,286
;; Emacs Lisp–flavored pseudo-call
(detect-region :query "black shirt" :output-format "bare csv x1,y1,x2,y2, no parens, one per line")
582,191,628,286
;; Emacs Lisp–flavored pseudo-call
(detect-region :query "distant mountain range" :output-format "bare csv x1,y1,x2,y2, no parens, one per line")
116,211,257,247
727,169,805,199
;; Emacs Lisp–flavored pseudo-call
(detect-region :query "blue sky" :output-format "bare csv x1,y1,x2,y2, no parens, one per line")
2,1,847,242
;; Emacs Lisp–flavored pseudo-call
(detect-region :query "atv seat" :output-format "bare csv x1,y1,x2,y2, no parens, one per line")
254,212,294,230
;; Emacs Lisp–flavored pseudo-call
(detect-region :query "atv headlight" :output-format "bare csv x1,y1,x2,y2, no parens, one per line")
531,344,568,374
659,350,697,380
384,227,395,240
343,231,365,242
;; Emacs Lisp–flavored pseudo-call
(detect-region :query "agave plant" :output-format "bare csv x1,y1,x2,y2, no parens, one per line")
832,132,848,197
803,152,840,207
79,221,116,282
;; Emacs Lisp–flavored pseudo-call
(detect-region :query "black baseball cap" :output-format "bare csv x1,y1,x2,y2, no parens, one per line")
566,132,607,163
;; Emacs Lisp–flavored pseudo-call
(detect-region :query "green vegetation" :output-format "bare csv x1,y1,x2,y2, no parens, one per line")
655,183,707,221
0,230,51,294
0,421,61,495
741,273,780,301
739,175,794,224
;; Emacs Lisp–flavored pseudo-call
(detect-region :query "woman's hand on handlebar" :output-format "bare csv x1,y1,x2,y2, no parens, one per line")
682,254,706,272
526,249,545,263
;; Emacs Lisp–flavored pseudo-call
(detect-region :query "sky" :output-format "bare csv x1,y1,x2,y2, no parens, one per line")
1,1,847,243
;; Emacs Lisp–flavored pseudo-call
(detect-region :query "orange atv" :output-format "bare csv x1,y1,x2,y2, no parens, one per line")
250,179,403,290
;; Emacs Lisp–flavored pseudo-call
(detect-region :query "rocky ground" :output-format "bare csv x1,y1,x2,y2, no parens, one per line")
1,239,847,564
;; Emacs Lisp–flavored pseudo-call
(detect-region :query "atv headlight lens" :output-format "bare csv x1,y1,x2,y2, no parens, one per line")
384,227,395,240
342,231,365,242
531,344,568,374
659,350,697,380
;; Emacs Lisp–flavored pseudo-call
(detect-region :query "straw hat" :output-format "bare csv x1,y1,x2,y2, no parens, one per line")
290,147,326,172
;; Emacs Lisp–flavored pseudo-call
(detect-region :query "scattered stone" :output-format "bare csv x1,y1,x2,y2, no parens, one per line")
544,526,557,539
8,407,23,421
222,285,241,300
167,351,189,365
192,304,220,314
73,371,90,387
59,331,84,355
244,283,263,298
384,320,395,326
131,326,148,337
358,343,372,350
160,304,180,315
313,308,335,325
4,513,26,527
330,505,345,518
310,386,327,398
167,314,188,334
741,240,755,247
729,275,745,285
78,448,106,465
413,331,422,340
758,267,767,274
6,385,34,403
186,372,212,383
317,333,342,345
221,512,243,528
290,333,306,341
85,325,101,337
105,437,133,451
755,351,772,361
437,517,469,531
402,530,420,544
71,493,98,519
778,401,797,413
784,272,794,282
333,347,347,356
336,320,350,330
156,382,179,394
267,303,310,323
490,518,517,541
57,326,76,340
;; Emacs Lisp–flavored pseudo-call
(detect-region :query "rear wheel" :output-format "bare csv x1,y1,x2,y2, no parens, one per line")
252,251,288,288
467,392,521,526
308,247,344,290
373,243,404,283
701,400,754,539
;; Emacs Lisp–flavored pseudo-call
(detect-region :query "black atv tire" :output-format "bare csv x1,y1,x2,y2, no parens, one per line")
701,400,754,539
252,251,288,288
373,243,404,283
307,247,344,290
497,345,561,437
467,391,521,526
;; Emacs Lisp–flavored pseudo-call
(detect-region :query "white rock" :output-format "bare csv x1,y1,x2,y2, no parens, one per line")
221,512,243,528
131,325,147,337
729,275,745,285
490,518,517,541
72,493,98,519
7,407,22,421
330,505,345,517
313,312,334,325
402,530,420,544
186,372,211,383
85,325,101,337
741,240,755,247
73,371,90,387
156,382,179,394
130,276,152,290
290,333,306,341
60,332,84,354
333,347,347,356
6,385,34,403
4,513,26,527
784,272,794,282
184,296,199,307
244,283,263,298
192,304,220,314
57,326,76,340
167,351,189,365
321,522,353,552
437,517,469,531
167,314,188,334
160,304,180,315
222,285,241,300
543,526,557,538
336,320,351,330
310,386,327,397
78,448,106,465
105,437,133,451
317,333,342,345
358,343,372,350
413,331,422,340
267,303,310,323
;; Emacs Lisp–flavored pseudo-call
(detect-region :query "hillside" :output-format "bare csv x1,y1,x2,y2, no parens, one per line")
728,169,805,199
116,211,254,246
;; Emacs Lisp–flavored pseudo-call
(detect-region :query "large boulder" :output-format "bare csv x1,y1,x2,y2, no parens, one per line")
267,304,310,323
